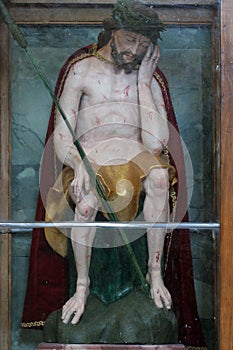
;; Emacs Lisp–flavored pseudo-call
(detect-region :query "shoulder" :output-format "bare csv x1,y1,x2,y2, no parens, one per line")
61,56,96,92
59,44,97,78
69,55,106,78
70,56,93,76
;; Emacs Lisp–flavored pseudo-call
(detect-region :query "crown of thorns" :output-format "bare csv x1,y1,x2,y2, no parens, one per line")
109,0,166,43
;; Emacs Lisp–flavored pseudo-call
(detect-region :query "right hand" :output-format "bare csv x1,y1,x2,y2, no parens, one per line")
71,162,91,202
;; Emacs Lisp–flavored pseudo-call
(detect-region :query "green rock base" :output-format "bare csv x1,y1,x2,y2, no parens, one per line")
44,288,178,344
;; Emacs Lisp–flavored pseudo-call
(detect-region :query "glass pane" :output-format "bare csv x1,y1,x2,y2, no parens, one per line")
11,24,216,349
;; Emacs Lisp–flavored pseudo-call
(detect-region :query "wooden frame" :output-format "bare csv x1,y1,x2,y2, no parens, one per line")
8,4,216,25
0,19,11,350
0,0,232,349
36,345,186,349
220,0,233,348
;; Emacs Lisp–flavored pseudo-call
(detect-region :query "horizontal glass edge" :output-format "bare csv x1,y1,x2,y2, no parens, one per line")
0,221,220,233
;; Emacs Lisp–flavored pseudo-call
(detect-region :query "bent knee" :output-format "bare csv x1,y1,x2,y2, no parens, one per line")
70,190,98,220
76,201,96,219
145,168,169,192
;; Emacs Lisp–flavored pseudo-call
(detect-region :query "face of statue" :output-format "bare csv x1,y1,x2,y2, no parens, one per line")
110,29,151,73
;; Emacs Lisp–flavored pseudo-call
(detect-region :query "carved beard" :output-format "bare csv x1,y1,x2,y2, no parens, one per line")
110,38,144,74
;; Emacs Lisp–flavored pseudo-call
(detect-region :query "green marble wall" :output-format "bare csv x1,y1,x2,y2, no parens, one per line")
11,25,216,349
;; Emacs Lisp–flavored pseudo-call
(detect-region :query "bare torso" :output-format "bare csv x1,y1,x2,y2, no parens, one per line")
74,56,147,165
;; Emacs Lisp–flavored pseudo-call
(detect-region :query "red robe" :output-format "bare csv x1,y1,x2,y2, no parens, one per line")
21,44,206,348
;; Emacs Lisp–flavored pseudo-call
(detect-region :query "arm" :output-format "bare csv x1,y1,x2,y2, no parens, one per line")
53,63,91,196
138,46,169,154
54,66,82,169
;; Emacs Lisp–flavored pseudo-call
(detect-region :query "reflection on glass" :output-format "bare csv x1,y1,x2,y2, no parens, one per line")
11,25,215,349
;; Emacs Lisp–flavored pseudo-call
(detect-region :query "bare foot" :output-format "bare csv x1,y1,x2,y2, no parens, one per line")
61,285,89,324
146,270,172,309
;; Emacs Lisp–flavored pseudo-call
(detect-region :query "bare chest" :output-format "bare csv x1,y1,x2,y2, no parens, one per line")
76,69,140,136
82,69,138,106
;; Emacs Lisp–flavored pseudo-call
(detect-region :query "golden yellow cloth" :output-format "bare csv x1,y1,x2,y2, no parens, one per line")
45,151,176,256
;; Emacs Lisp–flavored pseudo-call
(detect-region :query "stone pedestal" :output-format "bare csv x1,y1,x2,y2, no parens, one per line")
36,344,186,350
44,289,178,344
